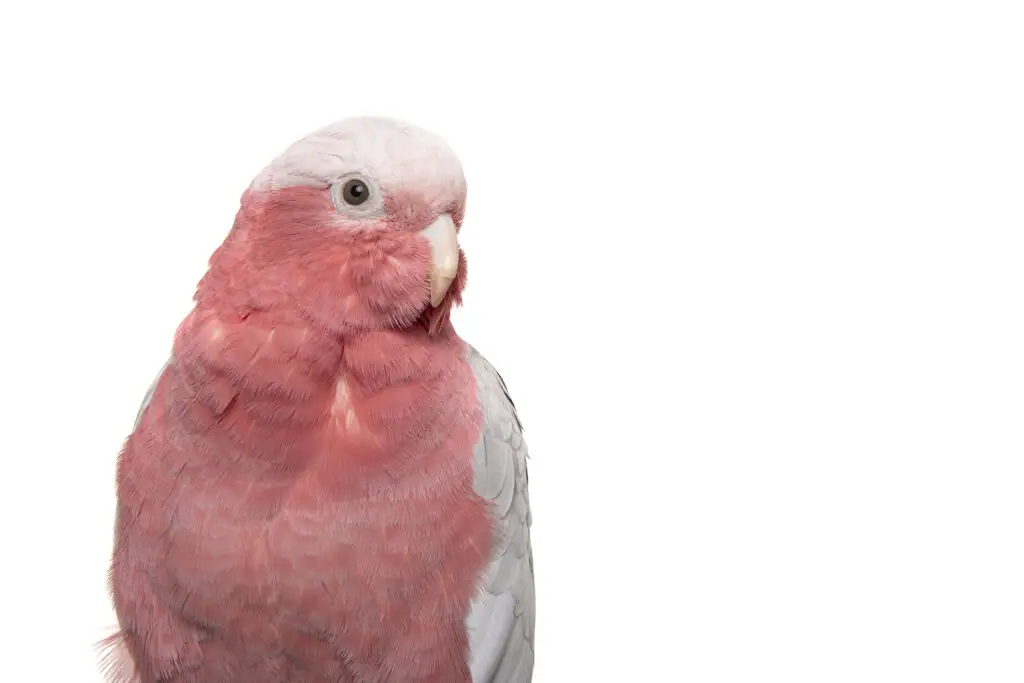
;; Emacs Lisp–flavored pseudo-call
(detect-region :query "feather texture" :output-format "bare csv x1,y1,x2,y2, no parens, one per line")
104,116,534,683
465,347,535,683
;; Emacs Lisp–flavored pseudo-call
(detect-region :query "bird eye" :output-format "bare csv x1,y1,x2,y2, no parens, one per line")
341,179,370,206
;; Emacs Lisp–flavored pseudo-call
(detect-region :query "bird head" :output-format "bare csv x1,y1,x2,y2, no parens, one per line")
202,116,468,336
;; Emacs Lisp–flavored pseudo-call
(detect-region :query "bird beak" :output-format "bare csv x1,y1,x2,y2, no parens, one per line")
420,213,459,307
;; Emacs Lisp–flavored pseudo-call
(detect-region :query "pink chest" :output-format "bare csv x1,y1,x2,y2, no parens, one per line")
149,324,491,638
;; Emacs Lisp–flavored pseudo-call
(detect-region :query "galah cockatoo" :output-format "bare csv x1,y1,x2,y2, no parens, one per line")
103,117,535,683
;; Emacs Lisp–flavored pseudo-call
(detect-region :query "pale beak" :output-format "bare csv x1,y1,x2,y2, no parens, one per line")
420,213,459,307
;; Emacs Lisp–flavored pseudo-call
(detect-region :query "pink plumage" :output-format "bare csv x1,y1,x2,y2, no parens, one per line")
103,118,534,683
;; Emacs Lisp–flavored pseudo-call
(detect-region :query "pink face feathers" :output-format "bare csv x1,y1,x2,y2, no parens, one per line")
197,117,469,335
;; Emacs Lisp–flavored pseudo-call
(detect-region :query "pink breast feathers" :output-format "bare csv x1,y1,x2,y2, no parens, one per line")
112,306,495,681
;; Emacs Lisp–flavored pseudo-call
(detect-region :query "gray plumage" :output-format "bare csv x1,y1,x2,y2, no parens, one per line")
465,346,536,683
133,358,168,429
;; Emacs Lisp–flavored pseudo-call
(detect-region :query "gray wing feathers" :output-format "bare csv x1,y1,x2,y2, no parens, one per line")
133,359,170,429
465,346,535,683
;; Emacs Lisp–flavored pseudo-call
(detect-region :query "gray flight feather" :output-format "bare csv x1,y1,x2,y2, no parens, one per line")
465,346,536,683
133,358,170,429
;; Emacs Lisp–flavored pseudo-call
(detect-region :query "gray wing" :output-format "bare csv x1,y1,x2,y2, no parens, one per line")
465,346,536,683
133,359,171,429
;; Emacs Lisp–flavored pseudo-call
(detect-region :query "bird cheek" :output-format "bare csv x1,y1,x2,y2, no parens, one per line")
347,242,430,312
380,248,431,304
383,191,434,232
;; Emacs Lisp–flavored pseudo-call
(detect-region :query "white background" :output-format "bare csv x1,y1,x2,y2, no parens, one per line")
1,1,1023,681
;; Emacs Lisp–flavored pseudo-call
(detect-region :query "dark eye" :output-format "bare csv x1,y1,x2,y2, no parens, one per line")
342,179,370,206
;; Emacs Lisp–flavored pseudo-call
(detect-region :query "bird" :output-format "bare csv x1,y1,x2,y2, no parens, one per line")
102,116,535,683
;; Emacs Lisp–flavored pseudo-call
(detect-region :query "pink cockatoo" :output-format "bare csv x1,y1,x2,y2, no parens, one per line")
102,117,535,683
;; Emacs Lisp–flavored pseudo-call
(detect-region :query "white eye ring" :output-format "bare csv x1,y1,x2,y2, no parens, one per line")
329,174,384,217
